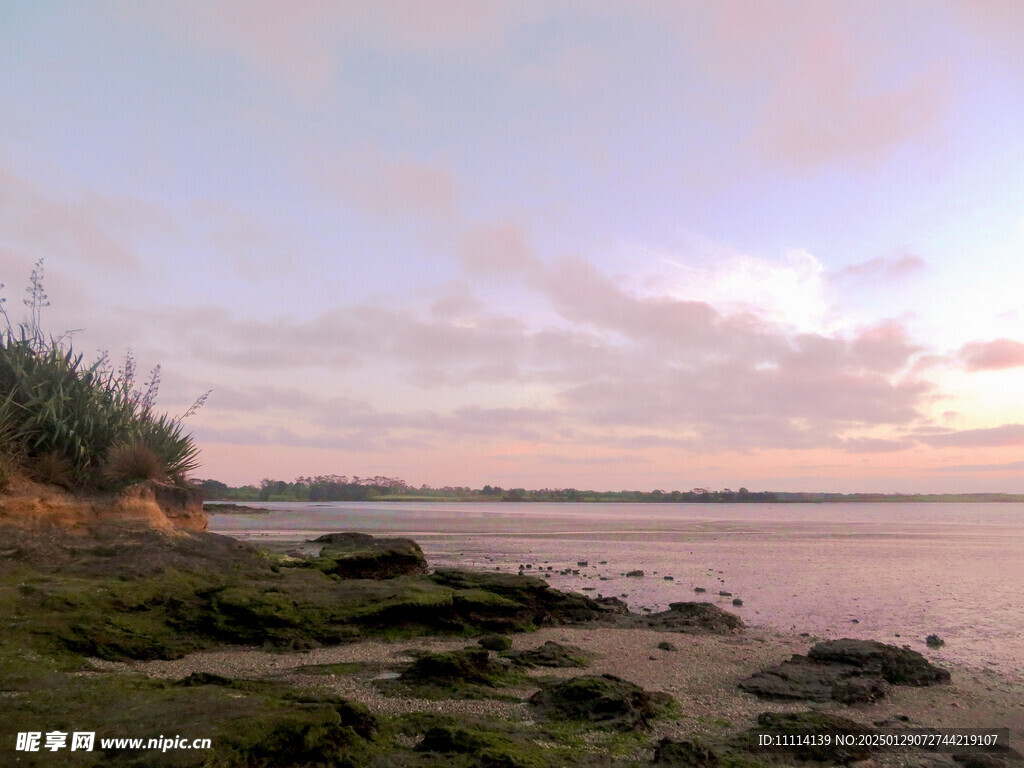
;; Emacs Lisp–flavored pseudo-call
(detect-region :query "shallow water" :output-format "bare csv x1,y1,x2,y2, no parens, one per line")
209,501,1024,678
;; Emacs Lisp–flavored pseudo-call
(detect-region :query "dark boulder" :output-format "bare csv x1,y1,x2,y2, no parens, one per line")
506,640,589,668
740,638,949,705
400,648,504,686
174,672,235,687
652,739,719,767
738,655,884,704
478,634,513,651
529,674,675,730
415,725,488,754
429,568,607,626
953,748,1024,768
736,711,876,763
807,638,951,685
594,596,630,615
309,532,427,579
642,602,744,634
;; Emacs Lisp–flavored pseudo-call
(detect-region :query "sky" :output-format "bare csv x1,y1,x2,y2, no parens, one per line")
2,1,1024,493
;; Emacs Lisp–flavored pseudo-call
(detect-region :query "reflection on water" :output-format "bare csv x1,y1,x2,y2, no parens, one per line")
210,501,1024,677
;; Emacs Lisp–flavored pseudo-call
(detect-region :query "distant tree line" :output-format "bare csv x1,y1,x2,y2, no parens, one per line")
195,477,782,503
194,477,1024,504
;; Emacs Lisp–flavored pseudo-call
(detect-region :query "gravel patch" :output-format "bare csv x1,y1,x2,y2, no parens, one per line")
93,625,1024,743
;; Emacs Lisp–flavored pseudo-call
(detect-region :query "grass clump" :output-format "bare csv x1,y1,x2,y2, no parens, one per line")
103,440,168,485
0,260,209,491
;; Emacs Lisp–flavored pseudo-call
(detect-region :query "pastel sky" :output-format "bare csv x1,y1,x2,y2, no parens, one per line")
3,1,1024,492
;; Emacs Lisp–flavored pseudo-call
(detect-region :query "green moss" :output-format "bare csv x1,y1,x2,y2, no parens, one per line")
530,674,677,731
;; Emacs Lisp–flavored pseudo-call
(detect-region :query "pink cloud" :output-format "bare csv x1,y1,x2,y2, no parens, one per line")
959,338,1024,371
850,320,922,374
755,30,948,167
109,1,541,87
140,255,936,458
833,253,928,283
841,437,915,453
0,169,141,270
920,424,1024,447
321,156,459,221
458,222,537,275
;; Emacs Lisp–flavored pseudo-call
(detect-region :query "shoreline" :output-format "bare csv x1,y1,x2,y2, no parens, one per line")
214,520,1024,678
5,517,1020,766
96,622,1024,750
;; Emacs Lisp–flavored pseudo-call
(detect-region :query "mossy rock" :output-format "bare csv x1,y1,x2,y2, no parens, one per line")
505,641,589,668
212,703,374,768
401,648,505,686
528,674,675,730
738,655,882,704
734,710,876,763
381,648,527,701
642,602,744,634
653,738,720,767
430,568,607,626
416,725,490,754
807,638,951,686
478,634,514,651
308,532,427,579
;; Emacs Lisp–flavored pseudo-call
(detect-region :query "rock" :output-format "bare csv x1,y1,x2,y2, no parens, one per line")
175,672,235,687
203,502,269,515
718,591,732,596
694,587,706,593
478,634,513,651
400,648,503,686
832,676,888,705
594,596,630,615
529,674,675,730
577,561,588,567
737,711,876,763
657,641,678,652
506,641,589,668
807,639,951,686
740,639,949,705
926,634,945,648
739,655,870,702
429,568,608,627
626,570,645,577
732,598,743,606
642,602,744,634
310,532,427,579
953,749,1024,768
415,725,487,754
652,738,720,767
664,576,674,581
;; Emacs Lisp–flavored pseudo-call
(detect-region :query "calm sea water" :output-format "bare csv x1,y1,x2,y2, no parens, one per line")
209,502,1024,678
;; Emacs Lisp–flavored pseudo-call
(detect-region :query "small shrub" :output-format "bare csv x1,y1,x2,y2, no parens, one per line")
103,441,167,486
29,451,74,488
0,450,20,491
0,261,207,490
